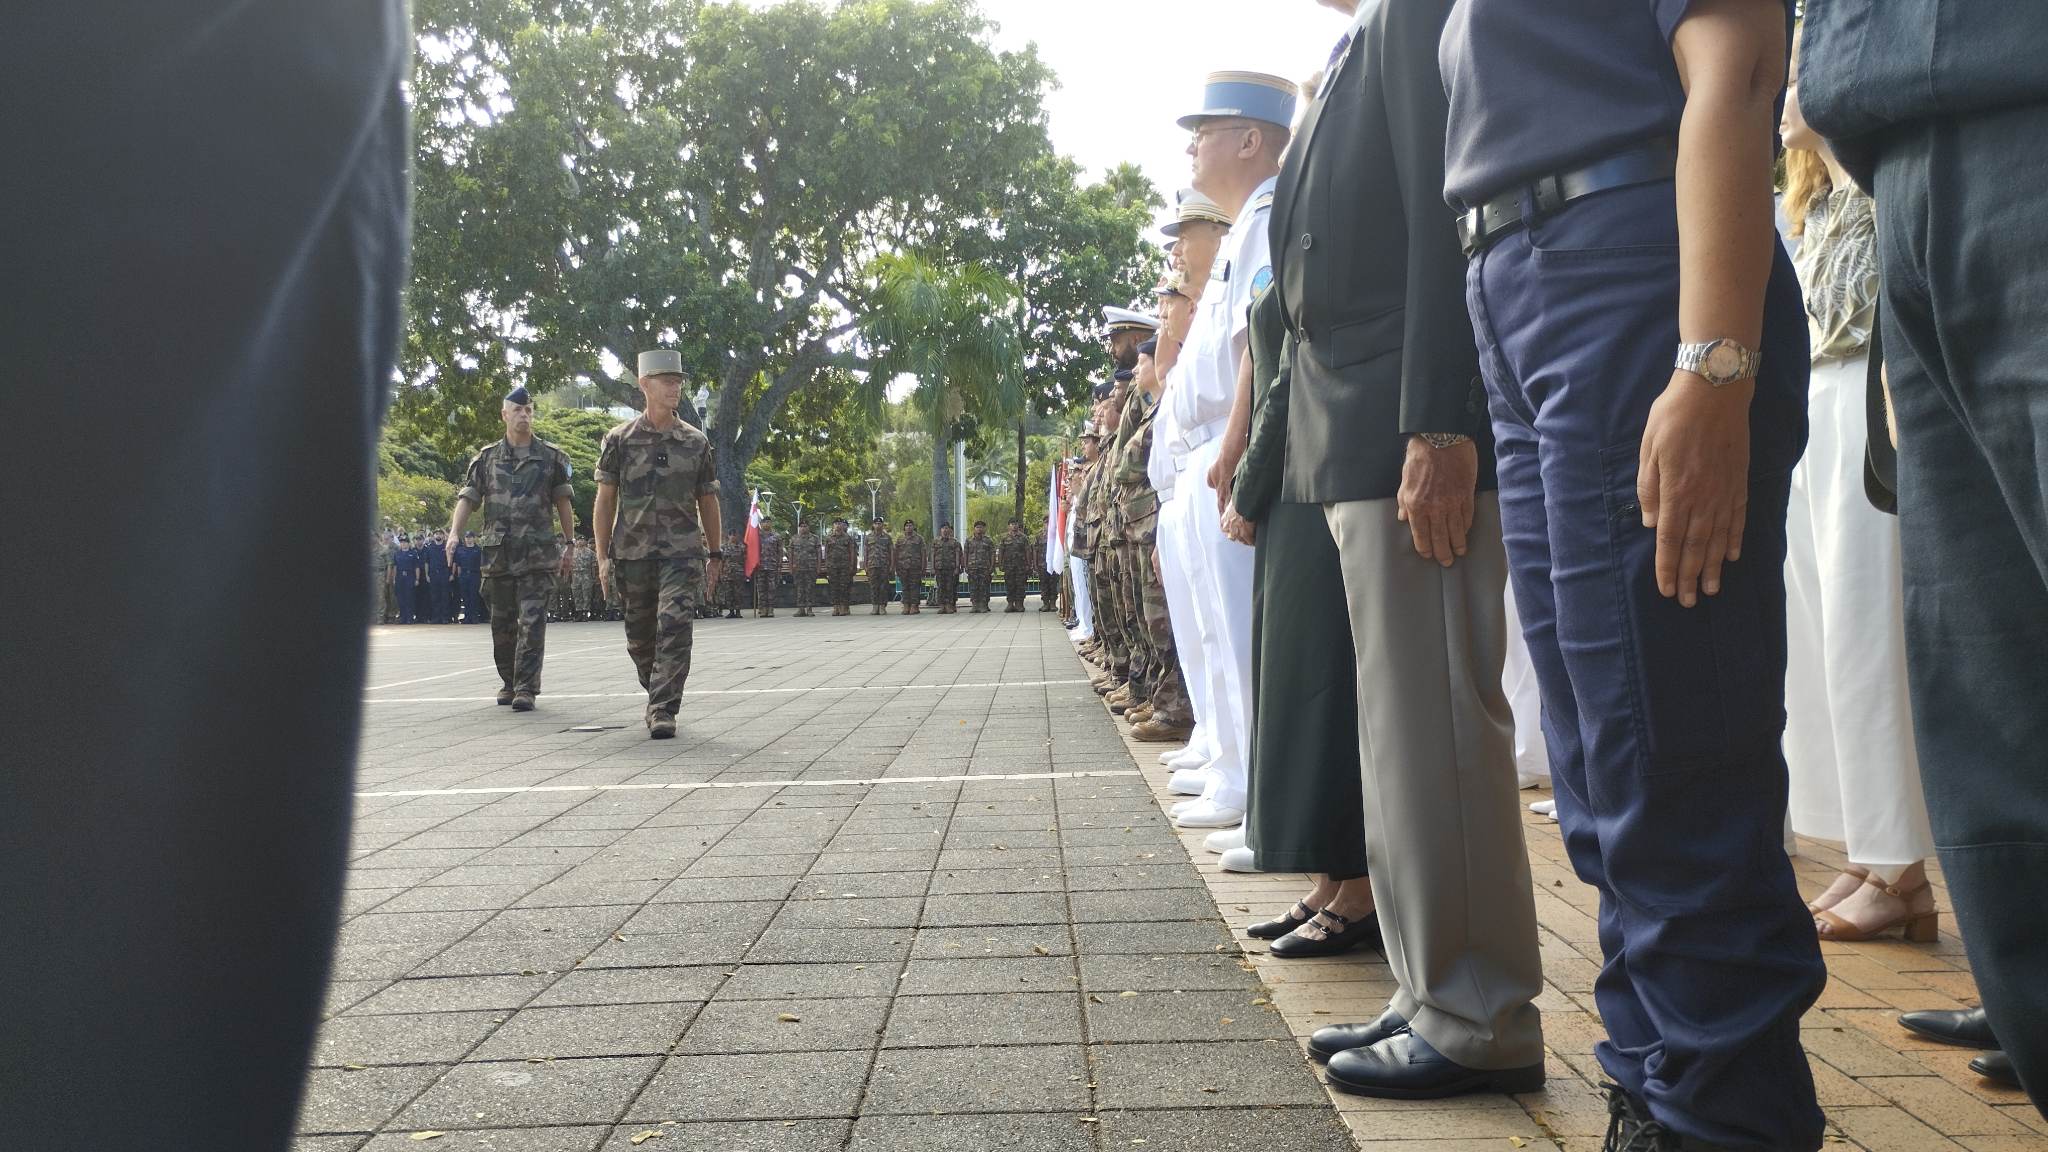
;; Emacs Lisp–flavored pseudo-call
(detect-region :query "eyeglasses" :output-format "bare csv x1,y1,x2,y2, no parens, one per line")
1188,124,1252,149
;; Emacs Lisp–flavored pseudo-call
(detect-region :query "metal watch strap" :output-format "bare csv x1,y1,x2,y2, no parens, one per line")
1418,433,1471,449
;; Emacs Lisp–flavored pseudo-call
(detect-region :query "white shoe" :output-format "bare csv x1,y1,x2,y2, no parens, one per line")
1203,826,1246,854
1174,801,1245,829
1168,768,1208,796
1171,798,1202,817
1157,748,1184,765
1168,748,1208,771
1218,846,1259,873
1529,799,1554,815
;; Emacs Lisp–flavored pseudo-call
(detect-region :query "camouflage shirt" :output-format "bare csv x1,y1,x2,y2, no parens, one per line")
930,536,962,572
999,529,1031,576
595,414,719,562
864,530,894,577
1031,530,1049,572
965,535,995,575
458,438,574,577
895,530,927,576
572,543,599,584
755,529,783,574
789,530,822,575
824,531,856,573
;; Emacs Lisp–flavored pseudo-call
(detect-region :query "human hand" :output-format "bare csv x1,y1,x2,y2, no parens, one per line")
1221,500,1255,546
1396,436,1478,567
1638,372,1753,607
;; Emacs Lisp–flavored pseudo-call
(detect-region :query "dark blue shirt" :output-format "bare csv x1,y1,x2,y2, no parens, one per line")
453,543,482,580
391,547,420,578
423,544,449,576
1439,0,1790,208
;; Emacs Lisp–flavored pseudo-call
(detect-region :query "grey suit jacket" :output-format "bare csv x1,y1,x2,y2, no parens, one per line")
1273,0,1493,505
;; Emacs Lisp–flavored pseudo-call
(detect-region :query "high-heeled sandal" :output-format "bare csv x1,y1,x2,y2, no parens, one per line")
1814,872,1938,943
1247,900,1318,941
1807,865,1870,915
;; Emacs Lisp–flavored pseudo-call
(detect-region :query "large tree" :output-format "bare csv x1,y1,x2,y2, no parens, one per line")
398,0,1058,542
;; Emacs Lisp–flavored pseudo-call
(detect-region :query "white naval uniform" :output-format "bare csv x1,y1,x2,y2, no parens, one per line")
1149,177,1276,813
1149,361,1220,773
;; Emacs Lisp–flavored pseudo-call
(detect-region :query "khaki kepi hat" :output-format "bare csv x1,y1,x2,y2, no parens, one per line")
637,349,685,378
1162,187,1235,238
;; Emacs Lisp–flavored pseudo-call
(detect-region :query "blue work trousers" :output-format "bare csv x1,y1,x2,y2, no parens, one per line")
395,578,417,624
1465,180,1825,1150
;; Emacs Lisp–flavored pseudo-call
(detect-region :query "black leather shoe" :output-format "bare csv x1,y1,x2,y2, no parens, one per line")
1308,1006,1407,1063
1970,1049,2021,1088
1247,900,1317,941
1269,907,1381,959
1324,1028,1543,1099
1899,1007,1997,1049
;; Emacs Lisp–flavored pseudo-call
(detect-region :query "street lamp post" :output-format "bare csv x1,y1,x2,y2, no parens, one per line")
865,478,881,524
759,488,775,522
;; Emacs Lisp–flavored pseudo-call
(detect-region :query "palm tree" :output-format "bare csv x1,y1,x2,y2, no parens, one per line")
859,253,1024,533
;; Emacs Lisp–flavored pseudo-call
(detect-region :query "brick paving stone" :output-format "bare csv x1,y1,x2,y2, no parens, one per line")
393,1058,659,1129
469,1002,700,1060
863,1045,1090,1114
882,991,1084,1048
675,995,889,1054
595,1120,850,1151
313,1010,503,1067
845,1113,1096,1152
624,1051,870,1122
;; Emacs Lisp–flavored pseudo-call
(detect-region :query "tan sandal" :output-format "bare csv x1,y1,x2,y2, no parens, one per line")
1807,865,1870,915
1814,871,1938,943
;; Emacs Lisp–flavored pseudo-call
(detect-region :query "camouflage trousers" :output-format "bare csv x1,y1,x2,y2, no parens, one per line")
932,568,958,611
552,575,575,619
793,570,818,613
1005,569,1028,611
1090,543,1129,678
616,557,705,720
899,571,924,609
1040,568,1060,611
573,575,597,618
754,570,779,616
826,566,854,611
717,566,743,614
967,568,992,610
487,572,552,695
869,571,893,610
1126,511,1191,725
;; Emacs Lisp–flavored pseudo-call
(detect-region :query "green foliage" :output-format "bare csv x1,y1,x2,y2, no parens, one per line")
532,406,618,530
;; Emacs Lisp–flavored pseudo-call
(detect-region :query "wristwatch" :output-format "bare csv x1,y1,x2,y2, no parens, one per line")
1675,338,1760,386
1417,432,1470,449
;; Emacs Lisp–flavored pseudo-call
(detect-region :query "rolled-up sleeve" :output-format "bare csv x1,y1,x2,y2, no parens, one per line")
593,432,622,486
550,450,573,501
697,446,720,497
456,449,486,506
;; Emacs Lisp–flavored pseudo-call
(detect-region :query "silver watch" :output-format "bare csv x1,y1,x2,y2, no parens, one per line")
1674,338,1760,386
1417,433,1471,449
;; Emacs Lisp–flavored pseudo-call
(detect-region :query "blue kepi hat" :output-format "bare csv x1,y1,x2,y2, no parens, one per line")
504,385,532,406
1178,71,1298,131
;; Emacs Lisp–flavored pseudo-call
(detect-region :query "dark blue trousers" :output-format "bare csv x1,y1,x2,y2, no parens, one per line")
395,579,417,624
1876,108,2048,1110
459,575,483,623
427,574,450,624
1466,181,1825,1150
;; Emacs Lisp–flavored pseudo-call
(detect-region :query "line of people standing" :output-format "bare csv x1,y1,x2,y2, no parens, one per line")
707,517,1058,617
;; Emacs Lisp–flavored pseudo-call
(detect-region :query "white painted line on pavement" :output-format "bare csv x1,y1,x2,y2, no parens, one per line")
360,641,631,691
356,767,1141,798
363,678,1094,703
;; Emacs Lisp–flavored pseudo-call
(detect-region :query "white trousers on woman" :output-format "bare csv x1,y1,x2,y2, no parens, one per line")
1783,355,1934,873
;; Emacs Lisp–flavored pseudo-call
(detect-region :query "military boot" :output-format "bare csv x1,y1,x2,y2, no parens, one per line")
648,713,677,740
1129,718,1192,743
496,688,515,706
511,693,535,712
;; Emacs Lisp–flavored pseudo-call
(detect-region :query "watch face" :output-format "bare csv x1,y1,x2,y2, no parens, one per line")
1702,341,1743,382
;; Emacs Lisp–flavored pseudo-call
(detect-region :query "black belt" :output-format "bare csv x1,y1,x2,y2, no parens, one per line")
1458,139,1677,258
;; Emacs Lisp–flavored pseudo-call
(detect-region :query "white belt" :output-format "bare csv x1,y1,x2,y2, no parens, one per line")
1170,418,1228,472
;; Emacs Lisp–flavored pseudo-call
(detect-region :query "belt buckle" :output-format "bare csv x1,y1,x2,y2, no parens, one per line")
1458,208,1483,256
1532,173,1567,217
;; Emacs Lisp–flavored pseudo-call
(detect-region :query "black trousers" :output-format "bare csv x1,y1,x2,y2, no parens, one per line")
1,3,410,1148
1876,105,2048,1112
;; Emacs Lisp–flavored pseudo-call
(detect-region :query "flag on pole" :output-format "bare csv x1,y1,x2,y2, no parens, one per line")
1044,460,1067,572
744,489,762,577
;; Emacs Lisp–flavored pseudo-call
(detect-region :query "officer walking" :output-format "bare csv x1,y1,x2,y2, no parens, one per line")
789,520,822,616
895,519,927,614
594,350,723,739
448,385,577,709
965,521,996,612
753,521,782,617
931,523,963,613
453,530,484,623
864,517,895,614
824,518,856,615
999,518,1032,612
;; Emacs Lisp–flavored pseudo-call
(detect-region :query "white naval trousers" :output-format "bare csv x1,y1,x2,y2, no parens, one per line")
1783,355,1933,872
1168,439,1255,811
1503,580,1550,788
1156,482,1220,769
1067,555,1094,641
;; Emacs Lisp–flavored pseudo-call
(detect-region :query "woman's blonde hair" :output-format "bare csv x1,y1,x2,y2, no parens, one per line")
1782,22,1831,238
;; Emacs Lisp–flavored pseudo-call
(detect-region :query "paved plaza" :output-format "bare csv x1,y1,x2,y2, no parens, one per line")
301,611,2042,1151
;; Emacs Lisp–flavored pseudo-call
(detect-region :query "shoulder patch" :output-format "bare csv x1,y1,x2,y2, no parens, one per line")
1251,266,1273,295
1249,192,1274,213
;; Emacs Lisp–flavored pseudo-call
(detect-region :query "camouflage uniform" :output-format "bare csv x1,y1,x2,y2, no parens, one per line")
789,526,822,615
824,527,856,615
753,527,782,617
572,540,600,619
458,437,573,699
1033,529,1058,612
1082,458,1128,681
930,532,962,613
717,540,744,617
370,533,392,624
596,413,719,730
895,527,927,613
864,527,895,614
552,557,576,621
1116,390,1191,728
999,526,1032,613
965,530,996,612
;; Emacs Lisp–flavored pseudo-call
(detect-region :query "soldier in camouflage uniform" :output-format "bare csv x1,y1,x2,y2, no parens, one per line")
370,530,392,625
1000,518,1032,612
752,523,782,617
1082,410,1129,688
789,521,822,616
864,518,895,614
894,519,927,614
965,521,996,612
824,518,856,615
550,534,577,620
594,351,724,739
930,523,962,613
1104,371,1153,718
718,539,744,618
1116,342,1193,740
571,534,599,620
449,385,577,711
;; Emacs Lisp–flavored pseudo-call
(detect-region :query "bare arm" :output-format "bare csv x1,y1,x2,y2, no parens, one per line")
699,493,724,591
1641,0,1787,606
1207,345,1255,512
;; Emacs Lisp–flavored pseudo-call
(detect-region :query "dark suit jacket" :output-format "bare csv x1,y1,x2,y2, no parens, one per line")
1274,0,1494,505
1234,287,1294,523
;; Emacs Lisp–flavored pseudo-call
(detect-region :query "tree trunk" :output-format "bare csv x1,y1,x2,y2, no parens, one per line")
715,426,748,550
1013,417,1028,523
930,423,953,533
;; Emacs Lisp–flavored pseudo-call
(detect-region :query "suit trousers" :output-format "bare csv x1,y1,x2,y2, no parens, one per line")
1323,496,1542,1069
1875,107,2048,1110
1467,179,1825,1148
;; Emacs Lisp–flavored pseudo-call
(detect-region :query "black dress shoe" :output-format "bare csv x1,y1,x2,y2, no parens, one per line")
1268,907,1381,959
1247,901,1317,941
1899,1007,1998,1049
1308,1006,1407,1062
1970,1050,2021,1088
1325,1028,1543,1099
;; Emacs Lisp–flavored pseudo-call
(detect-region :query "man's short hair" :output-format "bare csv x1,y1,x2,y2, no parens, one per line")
973,520,986,528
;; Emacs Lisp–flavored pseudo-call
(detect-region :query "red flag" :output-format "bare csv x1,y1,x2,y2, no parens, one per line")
743,490,762,577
